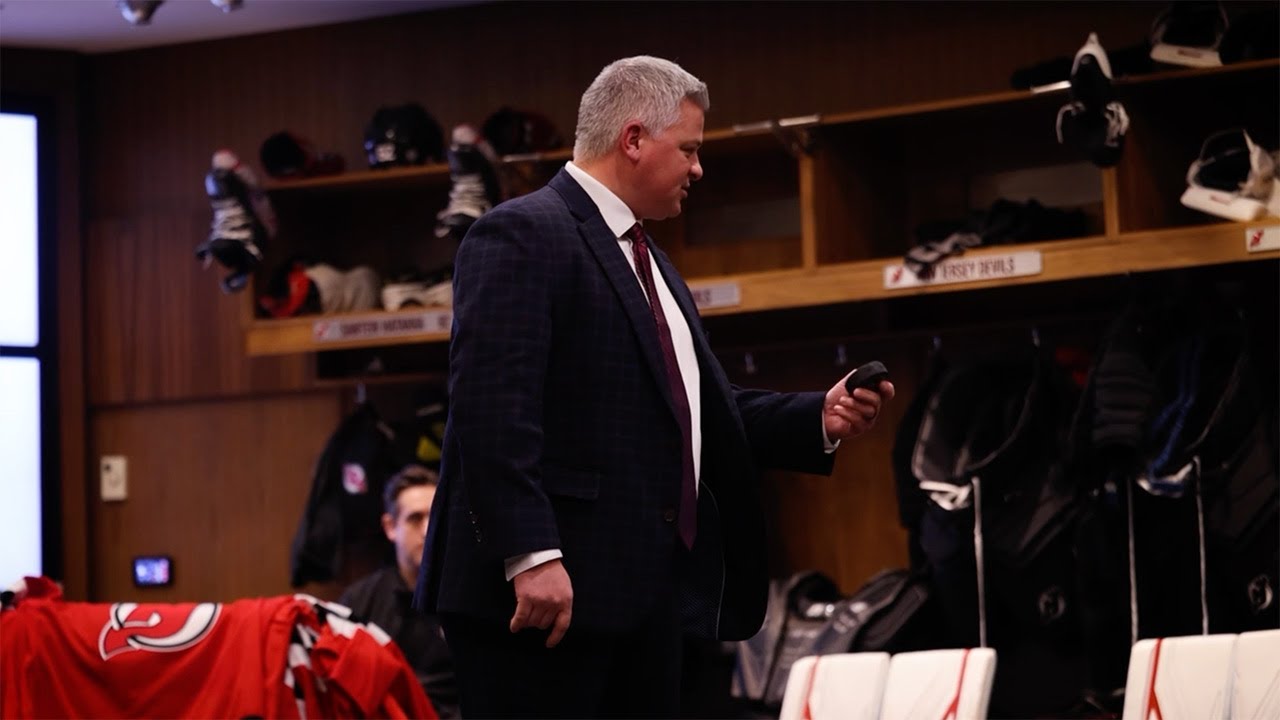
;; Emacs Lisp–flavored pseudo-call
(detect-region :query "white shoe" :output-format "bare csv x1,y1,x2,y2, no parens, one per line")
382,279,452,310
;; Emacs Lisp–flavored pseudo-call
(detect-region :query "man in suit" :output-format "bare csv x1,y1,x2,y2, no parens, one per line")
414,55,894,719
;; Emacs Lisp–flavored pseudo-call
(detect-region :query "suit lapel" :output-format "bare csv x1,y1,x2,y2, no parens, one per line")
549,171,678,420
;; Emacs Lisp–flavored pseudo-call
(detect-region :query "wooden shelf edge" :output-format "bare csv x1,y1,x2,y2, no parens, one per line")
694,61,1275,151
243,222,1278,355
497,147,573,164
263,162,452,191
264,148,576,193
311,372,446,389
697,221,1280,316
818,58,1279,128
245,309,451,356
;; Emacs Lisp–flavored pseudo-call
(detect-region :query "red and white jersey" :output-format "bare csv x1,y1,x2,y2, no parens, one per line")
308,612,437,719
1,580,435,720
1,584,305,719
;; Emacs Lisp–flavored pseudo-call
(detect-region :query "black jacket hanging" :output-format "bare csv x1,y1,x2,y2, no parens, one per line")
289,402,398,587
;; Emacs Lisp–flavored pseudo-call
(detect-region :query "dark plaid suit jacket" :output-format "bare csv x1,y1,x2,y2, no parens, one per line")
415,169,834,641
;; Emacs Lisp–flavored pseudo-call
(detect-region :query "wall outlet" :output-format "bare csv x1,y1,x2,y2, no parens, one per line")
101,455,127,501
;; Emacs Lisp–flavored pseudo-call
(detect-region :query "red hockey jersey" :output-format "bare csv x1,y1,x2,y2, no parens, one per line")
309,613,437,719
1,580,435,719
1,585,304,719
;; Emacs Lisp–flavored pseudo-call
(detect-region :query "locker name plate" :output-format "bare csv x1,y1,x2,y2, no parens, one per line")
883,250,1043,290
690,281,742,310
312,310,452,343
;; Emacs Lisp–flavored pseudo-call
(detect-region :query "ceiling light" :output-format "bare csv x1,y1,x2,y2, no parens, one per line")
117,0,163,26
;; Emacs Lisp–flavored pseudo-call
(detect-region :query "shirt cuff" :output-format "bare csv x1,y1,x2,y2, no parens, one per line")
504,549,564,581
822,415,840,454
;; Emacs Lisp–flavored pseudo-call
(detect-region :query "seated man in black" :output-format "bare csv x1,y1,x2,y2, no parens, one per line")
340,464,458,718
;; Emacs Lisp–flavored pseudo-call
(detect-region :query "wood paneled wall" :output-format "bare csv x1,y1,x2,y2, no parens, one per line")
89,392,343,601
15,1,1259,600
84,211,315,406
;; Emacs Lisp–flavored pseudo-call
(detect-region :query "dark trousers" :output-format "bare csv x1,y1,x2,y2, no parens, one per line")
440,594,684,719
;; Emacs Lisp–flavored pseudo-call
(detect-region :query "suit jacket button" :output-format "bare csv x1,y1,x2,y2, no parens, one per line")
662,509,677,523
474,529,483,543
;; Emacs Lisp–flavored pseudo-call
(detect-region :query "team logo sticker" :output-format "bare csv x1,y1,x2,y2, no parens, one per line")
342,463,368,494
98,602,221,660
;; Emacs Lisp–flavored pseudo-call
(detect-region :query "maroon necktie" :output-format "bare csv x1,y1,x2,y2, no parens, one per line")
626,223,697,549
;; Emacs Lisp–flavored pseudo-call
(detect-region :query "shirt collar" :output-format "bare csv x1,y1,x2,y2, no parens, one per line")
564,161,641,239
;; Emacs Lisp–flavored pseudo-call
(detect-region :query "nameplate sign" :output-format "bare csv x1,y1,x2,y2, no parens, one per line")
883,250,1043,290
312,310,452,343
690,281,742,310
1246,226,1280,253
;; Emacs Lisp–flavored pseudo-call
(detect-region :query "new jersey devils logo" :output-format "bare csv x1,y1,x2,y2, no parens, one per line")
98,602,221,660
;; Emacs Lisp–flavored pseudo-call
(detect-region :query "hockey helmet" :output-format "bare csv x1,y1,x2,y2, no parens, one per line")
363,103,445,168
481,106,564,157
259,131,345,179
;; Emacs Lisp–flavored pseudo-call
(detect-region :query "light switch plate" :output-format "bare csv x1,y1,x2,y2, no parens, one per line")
101,455,127,501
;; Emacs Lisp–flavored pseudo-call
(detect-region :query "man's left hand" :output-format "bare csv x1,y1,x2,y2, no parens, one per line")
823,374,895,441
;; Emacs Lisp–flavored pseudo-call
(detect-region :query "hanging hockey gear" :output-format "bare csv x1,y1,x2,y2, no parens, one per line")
434,124,502,246
1056,33,1130,168
196,149,276,293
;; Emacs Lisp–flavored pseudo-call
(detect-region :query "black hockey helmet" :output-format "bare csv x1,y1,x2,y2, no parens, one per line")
481,106,564,157
259,131,345,179
363,103,445,168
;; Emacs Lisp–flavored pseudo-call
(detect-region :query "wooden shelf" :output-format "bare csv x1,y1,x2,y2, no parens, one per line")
246,307,451,356
258,60,1278,197
496,147,574,165
311,371,446,390
245,60,1277,359
697,220,1279,316
263,162,450,192
818,58,1279,128
263,148,574,194
244,220,1278,355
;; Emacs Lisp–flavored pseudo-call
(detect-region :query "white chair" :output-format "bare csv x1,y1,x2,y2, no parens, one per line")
1122,634,1237,720
879,648,997,720
1232,629,1280,720
778,652,891,720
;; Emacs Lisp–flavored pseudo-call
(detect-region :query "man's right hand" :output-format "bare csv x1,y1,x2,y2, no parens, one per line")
510,558,573,648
